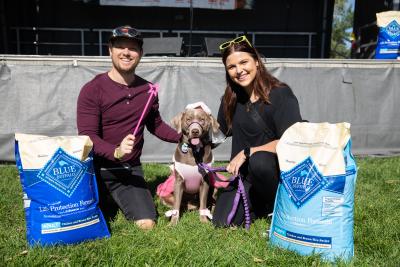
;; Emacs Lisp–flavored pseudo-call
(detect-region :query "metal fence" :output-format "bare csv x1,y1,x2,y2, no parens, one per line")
11,27,317,58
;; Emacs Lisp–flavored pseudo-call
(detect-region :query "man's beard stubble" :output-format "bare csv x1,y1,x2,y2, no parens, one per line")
112,59,136,75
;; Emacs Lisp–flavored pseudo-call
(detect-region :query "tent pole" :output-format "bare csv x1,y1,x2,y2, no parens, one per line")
188,0,194,56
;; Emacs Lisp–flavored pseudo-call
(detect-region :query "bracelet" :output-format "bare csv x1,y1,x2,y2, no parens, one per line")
114,146,123,160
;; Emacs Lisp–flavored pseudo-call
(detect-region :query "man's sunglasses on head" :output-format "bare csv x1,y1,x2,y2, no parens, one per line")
111,26,141,39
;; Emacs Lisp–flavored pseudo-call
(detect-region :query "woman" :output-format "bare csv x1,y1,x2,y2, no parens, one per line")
213,36,302,227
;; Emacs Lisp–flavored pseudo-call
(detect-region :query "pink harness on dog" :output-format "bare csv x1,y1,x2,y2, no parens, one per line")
156,161,229,198
173,161,211,194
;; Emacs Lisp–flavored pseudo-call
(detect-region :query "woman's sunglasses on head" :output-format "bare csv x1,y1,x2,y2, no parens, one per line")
219,35,253,52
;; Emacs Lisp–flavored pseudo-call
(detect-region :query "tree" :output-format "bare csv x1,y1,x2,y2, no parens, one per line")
330,0,354,58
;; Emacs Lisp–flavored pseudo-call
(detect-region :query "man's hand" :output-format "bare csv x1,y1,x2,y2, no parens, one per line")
114,134,135,160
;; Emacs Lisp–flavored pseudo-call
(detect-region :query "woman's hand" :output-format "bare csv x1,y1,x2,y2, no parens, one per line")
226,150,247,176
226,140,279,175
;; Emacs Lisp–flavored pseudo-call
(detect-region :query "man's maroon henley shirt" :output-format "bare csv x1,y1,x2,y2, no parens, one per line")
77,73,180,166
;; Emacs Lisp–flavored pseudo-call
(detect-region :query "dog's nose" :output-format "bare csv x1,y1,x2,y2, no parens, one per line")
191,129,200,136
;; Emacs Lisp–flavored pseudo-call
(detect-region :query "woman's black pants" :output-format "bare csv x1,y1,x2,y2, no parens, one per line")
212,151,279,227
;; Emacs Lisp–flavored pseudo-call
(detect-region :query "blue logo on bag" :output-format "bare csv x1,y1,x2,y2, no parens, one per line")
37,148,87,197
384,20,400,39
281,157,327,208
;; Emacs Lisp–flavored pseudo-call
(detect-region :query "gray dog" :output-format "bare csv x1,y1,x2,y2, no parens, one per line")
166,102,220,226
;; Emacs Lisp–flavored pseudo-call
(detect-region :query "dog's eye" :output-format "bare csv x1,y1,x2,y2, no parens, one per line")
200,119,205,124
186,118,191,124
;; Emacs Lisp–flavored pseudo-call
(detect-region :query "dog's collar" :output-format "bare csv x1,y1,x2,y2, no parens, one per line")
180,141,205,154
192,142,203,153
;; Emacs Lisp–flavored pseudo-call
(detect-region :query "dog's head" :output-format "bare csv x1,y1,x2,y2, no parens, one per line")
172,105,219,146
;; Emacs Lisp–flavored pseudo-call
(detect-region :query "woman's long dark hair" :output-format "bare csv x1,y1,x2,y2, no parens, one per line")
221,40,286,130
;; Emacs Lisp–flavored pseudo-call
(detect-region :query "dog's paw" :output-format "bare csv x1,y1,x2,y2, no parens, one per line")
199,209,213,223
169,215,179,226
165,209,180,226
199,215,210,224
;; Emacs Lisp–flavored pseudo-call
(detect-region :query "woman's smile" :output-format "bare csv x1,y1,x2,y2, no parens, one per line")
226,51,258,90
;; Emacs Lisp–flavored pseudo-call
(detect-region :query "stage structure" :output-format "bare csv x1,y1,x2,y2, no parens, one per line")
0,0,334,58
0,55,399,162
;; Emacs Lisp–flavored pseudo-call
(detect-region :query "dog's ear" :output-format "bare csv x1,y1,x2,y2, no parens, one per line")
210,114,220,133
171,112,184,133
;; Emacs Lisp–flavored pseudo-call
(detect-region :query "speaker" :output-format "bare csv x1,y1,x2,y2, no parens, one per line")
142,37,183,56
204,37,230,56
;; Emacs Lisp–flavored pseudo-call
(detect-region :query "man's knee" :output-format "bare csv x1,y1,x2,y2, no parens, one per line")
135,219,155,230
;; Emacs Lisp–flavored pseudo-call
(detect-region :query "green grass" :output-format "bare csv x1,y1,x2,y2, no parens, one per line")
1,157,399,266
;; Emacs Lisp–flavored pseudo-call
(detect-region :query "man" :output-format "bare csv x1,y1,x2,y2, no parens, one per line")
77,26,181,230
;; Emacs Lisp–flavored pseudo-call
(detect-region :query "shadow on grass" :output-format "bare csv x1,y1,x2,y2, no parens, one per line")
146,174,169,197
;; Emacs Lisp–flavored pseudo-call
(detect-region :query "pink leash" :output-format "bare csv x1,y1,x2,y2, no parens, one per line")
133,83,159,136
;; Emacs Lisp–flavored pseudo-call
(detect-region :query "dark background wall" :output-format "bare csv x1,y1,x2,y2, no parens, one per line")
1,0,334,58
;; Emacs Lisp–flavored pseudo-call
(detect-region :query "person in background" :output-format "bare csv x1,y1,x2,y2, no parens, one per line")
213,35,302,227
77,26,181,230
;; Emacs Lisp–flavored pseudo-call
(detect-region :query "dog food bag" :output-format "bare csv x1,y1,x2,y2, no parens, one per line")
375,11,400,59
15,133,110,246
269,122,357,261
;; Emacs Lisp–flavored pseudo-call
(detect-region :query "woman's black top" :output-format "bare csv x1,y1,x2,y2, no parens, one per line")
217,86,302,160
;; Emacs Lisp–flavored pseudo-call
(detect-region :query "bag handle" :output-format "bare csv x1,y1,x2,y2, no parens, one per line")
248,105,276,140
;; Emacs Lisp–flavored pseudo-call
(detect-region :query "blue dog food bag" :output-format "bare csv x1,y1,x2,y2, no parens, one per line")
15,133,110,246
269,122,357,261
375,11,400,59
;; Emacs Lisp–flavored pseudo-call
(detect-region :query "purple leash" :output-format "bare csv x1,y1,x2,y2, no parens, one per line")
198,163,251,230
